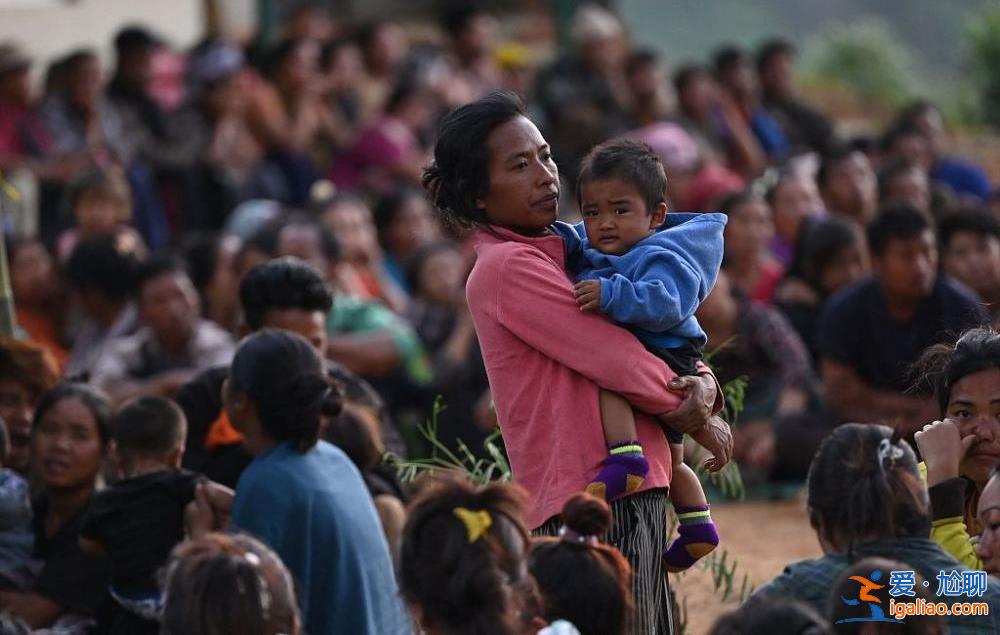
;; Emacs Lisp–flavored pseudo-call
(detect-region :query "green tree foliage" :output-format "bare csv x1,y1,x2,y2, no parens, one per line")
966,5,1000,127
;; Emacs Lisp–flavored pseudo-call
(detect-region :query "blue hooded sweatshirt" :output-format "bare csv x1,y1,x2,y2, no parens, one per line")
553,212,727,351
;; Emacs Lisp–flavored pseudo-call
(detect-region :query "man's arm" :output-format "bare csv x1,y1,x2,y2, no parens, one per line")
326,331,401,377
821,360,935,433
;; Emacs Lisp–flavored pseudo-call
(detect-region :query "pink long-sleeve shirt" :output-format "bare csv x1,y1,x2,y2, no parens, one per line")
468,226,717,529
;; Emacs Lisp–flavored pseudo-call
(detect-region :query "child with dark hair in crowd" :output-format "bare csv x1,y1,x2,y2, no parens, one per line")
400,476,560,635
0,420,38,591
78,397,232,634
554,138,729,571
530,493,632,635
160,532,301,635
57,167,146,263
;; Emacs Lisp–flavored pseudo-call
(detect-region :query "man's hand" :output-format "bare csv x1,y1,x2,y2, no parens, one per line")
690,415,733,472
658,374,718,435
573,280,602,312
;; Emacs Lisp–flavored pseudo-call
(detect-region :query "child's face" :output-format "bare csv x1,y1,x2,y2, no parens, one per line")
76,192,120,234
580,178,666,256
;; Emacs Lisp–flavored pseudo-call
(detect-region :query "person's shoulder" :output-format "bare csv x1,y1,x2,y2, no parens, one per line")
755,554,841,599
823,276,878,314
937,275,983,306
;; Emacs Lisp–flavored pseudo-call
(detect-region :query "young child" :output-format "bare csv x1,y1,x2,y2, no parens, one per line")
554,138,727,572
57,167,146,263
79,397,233,634
0,420,39,591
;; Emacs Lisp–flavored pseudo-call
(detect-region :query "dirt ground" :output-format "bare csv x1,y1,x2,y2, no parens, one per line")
671,497,823,634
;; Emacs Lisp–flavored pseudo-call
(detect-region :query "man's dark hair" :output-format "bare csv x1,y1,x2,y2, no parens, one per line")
672,64,709,96
114,25,161,56
755,38,795,73
880,123,927,154
577,138,667,213
866,205,932,257
938,208,1000,252
816,145,861,190
240,257,334,331
276,213,342,263
877,160,923,201
625,48,659,77
64,234,143,302
113,396,187,464
712,45,746,77
134,256,190,301
443,4,489,39
423,90,527,229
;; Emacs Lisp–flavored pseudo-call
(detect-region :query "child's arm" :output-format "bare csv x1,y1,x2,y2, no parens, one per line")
199,481,235,529
574,254,704,332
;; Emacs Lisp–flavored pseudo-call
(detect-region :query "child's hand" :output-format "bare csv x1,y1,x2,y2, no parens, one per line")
573,280,602,312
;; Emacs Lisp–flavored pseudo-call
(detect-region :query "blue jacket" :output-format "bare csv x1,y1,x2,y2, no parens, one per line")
553,212,727,350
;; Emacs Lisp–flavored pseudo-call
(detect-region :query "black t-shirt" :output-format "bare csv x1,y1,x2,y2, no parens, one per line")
32,496,109,616
817,276,990,392
79,470,200,594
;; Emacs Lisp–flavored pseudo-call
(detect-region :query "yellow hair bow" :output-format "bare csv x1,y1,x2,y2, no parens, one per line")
453,507,492,543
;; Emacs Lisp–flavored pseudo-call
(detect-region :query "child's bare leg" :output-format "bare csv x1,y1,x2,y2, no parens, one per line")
664,441,719,572
586,390,649,502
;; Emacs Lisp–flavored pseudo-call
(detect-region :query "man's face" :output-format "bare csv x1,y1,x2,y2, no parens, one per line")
874,229,938,302
823,152,877,224
262,308,327,353
943,230,1000,296
139,272,199,348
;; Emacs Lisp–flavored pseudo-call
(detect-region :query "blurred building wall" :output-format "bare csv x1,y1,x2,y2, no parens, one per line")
0,0,202,73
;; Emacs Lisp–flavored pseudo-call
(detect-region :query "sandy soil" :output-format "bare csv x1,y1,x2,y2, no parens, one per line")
671,498,824,634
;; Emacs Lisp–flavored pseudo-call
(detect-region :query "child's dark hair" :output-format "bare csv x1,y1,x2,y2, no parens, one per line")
64,234,143,303
709,596,831,635
938,208,1000,252
112,397,186,468
239,257,334,331
806,423,929,554
161,532,299,635
577,138,667,214
785,215,862,294
400,476,537,635
828,558,942,635
423,91,527,230
33,383,113,448
529,494,632,635
912,327,1000,417
866,205,931,257
68,167,132,220
227,330,342,452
